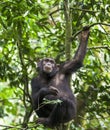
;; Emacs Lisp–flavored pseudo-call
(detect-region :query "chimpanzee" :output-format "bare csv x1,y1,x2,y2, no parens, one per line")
31,27,90,128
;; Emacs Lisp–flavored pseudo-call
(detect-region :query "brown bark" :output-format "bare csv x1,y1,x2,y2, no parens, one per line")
64,0,72,61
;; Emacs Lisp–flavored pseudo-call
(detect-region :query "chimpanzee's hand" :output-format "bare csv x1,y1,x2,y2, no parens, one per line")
82,26,90,31
80,26,90,40
49,86,59,95
40,87,49,95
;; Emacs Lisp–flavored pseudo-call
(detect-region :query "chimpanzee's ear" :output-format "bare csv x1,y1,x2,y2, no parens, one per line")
57,64,60,67
36,59,42,71
56,64,60,71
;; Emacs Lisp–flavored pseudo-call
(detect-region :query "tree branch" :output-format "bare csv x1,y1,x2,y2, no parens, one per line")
49,8,63,16
88,46,110,51
49,7,62,26
89,22,110,28
15,21,32,129
70,7,97,13
49,14,56,26
72,23,110,40
49,7,96,16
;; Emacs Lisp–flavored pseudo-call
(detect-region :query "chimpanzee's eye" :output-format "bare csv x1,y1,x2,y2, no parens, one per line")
44,58,55,64
50,60,55,64
45,59,49,62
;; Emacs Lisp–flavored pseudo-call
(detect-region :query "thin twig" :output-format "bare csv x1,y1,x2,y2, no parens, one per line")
72,22,110,40
49,8,63,16
88,46,110,51
0,124,15,129
49,7,96,16
89,22,110,28
49,7,100,28
49,14,56,26
70,7,97,13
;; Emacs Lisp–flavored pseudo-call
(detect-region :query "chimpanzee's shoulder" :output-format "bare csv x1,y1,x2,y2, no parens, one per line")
31,76,39,84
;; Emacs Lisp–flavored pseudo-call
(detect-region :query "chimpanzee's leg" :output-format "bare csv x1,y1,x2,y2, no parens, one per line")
49,99,76,126
37,99,76,127
37,103,65,127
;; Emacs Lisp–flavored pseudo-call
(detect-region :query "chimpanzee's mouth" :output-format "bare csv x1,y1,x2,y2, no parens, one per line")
44,66,52,73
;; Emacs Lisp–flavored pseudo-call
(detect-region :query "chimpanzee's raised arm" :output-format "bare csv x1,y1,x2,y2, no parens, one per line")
73,26,90,61
61,26,90,74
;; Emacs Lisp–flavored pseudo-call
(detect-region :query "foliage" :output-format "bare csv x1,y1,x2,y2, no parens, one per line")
0,0,110,130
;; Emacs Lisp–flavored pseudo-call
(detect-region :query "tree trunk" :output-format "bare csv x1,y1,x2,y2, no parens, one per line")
64,0,72,61
56,1,73,130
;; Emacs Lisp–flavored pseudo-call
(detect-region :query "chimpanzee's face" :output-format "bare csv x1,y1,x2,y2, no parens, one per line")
42,58,55,73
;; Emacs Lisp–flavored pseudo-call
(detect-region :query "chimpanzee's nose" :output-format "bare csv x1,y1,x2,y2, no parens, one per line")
47,62,51,66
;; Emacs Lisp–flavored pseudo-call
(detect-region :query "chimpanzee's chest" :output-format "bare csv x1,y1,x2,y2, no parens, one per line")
38,73,70,98
49,73,66,87
38,73,66,88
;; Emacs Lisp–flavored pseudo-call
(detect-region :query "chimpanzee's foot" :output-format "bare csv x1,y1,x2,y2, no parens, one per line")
37,117,53,128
